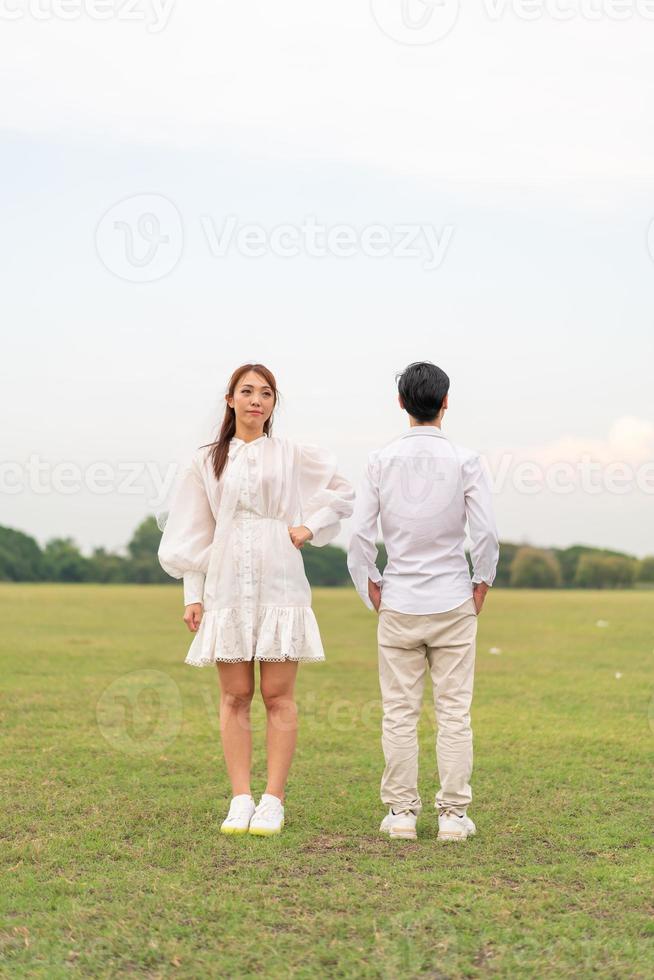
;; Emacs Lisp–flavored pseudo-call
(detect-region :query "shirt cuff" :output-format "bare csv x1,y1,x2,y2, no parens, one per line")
349,564,382,610
301,516,319,540
183,571,205,605
302,508,333,543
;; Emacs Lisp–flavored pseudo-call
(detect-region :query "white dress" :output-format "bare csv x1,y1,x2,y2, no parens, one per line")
157,434,355,667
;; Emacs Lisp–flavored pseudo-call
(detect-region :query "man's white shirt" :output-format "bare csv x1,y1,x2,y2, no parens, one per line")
346,426,500,614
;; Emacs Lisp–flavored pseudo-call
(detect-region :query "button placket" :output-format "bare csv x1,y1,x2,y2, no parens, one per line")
240,455,254,643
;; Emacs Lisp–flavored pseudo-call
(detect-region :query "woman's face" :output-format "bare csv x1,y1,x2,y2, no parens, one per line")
227,371,275,431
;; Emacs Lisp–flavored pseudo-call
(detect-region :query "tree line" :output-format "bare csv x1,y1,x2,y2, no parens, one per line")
0,519,652,589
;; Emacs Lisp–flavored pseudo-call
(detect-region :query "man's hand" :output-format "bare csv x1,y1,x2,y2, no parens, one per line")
288,525,314,548
472,582,490,615
368,578,382,613
183,602,203,632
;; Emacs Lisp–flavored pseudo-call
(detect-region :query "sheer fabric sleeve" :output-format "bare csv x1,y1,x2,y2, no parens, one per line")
297,442,355,548
157,454,216,605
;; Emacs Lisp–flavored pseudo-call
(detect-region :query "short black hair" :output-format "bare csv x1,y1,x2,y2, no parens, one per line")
396,361,450,423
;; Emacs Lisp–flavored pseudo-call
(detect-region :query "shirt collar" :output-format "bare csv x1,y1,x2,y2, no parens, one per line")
231,435,267,445
400,427,448,440
228,434,267,459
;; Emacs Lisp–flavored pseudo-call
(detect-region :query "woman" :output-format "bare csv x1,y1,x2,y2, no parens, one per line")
157,363,355,837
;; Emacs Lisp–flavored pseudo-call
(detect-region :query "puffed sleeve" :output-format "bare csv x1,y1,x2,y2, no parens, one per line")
297,442,355,548
157,453,216,605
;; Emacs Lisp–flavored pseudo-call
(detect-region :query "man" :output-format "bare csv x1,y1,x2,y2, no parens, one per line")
347,361,499,842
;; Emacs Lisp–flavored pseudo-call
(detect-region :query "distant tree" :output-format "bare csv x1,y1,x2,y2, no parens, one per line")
485,542,518,587
553,544,635,588
510,547,562,588
636,555,654,583
303,539,386,588
129,556,170,584
608,556,637,587
43,537,89,582
553,545,588,588
0,514,646,593
87,547,130,583
128,517,164,561
0,526,45,581
127,517,170,584
574,554,637,588
302,544,351,586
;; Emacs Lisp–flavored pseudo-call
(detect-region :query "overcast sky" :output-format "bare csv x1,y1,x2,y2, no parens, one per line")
2,1,653,559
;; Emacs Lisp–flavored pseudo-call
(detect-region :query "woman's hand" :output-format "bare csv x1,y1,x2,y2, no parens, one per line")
288,525,314,548
183,602,203,632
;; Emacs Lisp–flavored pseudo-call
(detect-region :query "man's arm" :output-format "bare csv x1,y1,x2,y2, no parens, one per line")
347,454,383,611
462,453,499,612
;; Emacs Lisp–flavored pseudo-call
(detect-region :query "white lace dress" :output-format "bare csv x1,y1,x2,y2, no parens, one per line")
157,434,355,666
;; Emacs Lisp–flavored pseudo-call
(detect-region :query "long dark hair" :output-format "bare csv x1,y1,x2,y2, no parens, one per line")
199,363,279,483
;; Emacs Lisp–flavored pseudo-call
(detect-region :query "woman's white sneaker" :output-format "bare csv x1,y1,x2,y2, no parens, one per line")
248,793,285,836
220,794,256,835
437,811,476,841
379,807,418,840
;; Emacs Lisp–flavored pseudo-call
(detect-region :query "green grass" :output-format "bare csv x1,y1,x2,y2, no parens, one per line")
1,584,652,978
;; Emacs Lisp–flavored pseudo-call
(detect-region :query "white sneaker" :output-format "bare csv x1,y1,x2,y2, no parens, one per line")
220,794,256,835
437,810,476,841
248,793,285,836
379,807,418,840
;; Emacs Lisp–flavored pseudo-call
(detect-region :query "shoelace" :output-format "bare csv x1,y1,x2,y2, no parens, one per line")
254,798,282,821
225,798,254,822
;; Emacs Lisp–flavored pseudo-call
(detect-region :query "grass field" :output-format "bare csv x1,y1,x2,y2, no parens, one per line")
1,584,652,978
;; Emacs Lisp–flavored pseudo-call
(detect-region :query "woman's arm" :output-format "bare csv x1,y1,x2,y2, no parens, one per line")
296,442,355,548
157,452,216,606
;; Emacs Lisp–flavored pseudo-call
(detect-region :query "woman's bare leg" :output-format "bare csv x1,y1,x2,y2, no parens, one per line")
259,660,299,803
216,661,255,796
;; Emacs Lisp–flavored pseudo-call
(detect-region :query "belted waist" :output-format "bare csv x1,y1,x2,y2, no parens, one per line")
232,512,288,524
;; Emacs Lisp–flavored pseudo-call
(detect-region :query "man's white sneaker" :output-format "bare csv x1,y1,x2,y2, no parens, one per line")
248,793,285,836
437,811,476,841
379,807,418,840
220,794,256,835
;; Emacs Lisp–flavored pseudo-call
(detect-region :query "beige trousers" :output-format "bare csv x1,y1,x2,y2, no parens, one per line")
376,596,478,818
